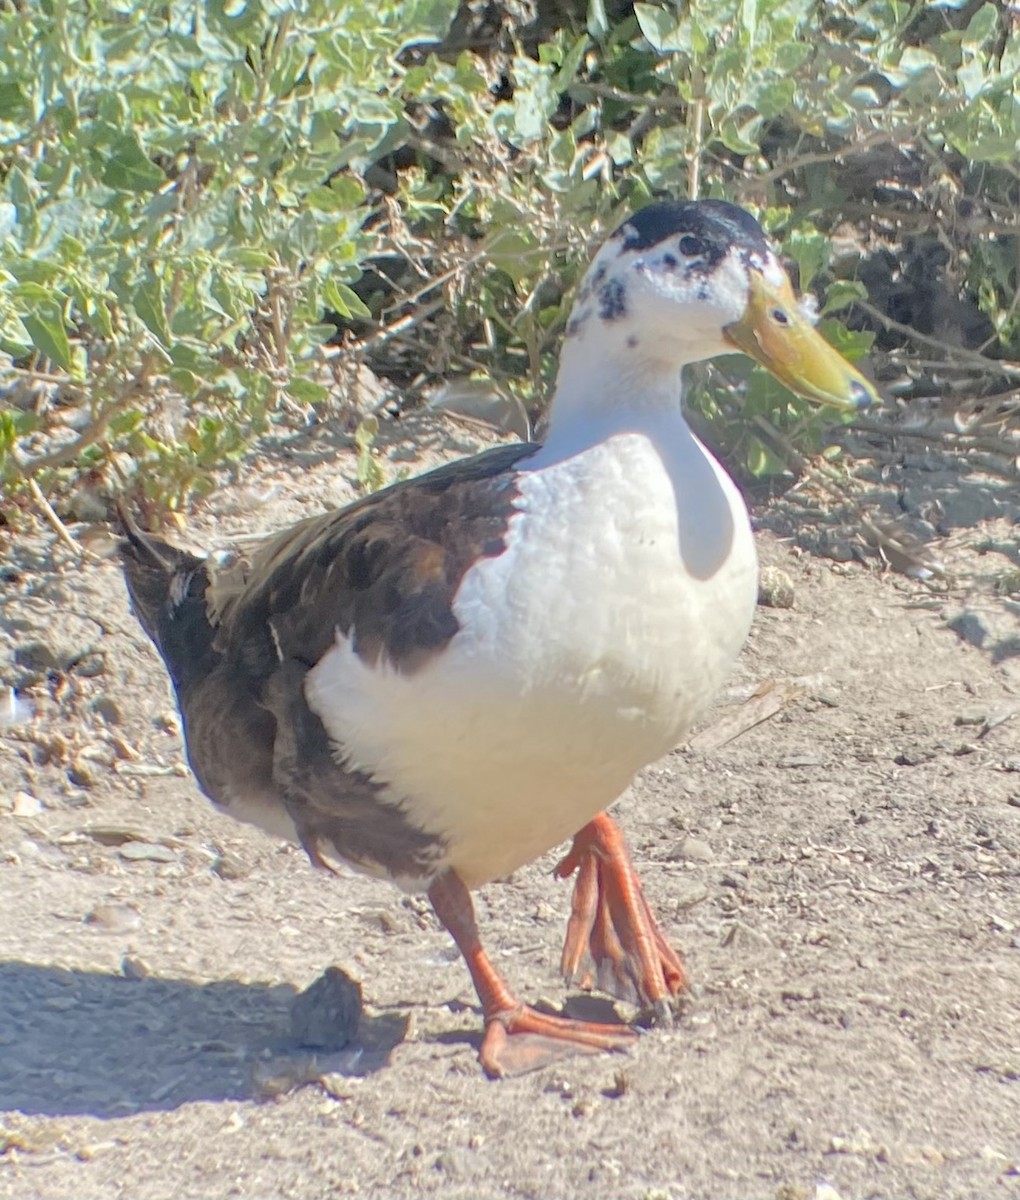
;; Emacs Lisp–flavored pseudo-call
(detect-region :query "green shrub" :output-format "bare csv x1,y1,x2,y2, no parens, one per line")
1,0,1016,521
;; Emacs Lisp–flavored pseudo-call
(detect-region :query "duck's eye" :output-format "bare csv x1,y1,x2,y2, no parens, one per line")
679,235,706,257
771,307,790,326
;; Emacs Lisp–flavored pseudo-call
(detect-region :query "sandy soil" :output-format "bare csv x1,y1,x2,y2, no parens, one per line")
1,415,1019,1200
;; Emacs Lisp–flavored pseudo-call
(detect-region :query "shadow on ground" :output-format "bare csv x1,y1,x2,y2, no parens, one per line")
0,961,405,1118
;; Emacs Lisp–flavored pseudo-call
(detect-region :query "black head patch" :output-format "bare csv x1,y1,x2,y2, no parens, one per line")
611,199,770,269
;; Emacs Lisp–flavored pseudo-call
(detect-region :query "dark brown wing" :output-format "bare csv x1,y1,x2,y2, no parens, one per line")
120,440,539,880
214,440,539,677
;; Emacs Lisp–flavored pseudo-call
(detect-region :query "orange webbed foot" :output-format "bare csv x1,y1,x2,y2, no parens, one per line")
556,812,686,1019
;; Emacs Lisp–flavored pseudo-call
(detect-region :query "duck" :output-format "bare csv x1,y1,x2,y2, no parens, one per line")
119,198,876,1078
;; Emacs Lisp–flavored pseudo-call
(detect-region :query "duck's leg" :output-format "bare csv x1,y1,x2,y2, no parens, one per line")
555,812,686,1020
428,869,637,1078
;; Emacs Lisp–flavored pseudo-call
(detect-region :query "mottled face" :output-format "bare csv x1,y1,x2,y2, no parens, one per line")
568,200,876,412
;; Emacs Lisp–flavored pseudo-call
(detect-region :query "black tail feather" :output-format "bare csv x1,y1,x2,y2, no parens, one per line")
116,502,217,694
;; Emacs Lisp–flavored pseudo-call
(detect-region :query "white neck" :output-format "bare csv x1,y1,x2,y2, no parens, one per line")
541,326,689,457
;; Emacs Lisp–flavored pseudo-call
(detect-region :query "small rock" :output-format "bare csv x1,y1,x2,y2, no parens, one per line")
91,696,123,725
815,1186,845,1200
11,791,43,817
822,540,854,563
676,836,713,864
250,1053,320,1101
780,754,823,768
758,566,795,608
947,612,988,648
73,650,106,678
154,711,181,734
434,1149,470,1177
213,850,250,881
75,1140,117,1162
85,904,142,933
895,746,935,766
68,759,99,788
118,841,176,863
14,642,62,674
289,967,362,1050
121,956,151,980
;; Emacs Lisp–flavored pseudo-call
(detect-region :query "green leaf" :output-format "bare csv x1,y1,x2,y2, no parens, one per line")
286,377,329,405
553,35,590,90
962,4,997,50
818,319,875,359
354,414,386,491
22,302,73,371
134,276,171,344
634,4,686,52
323,279,371,319
785,229,828,291
821,279,868,315
0,81,28,121
744,436,786,478
101,134,166,192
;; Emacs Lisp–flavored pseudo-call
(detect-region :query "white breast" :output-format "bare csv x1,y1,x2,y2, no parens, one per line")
305,422,757,888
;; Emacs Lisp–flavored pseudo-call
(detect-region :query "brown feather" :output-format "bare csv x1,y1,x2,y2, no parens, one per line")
117,440,538,881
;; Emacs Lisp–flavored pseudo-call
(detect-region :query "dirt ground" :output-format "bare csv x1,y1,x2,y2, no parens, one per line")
1,413,1019,1200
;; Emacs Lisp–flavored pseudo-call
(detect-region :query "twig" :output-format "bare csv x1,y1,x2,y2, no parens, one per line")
849,418,1019,459
739,127,921,190
15,389,148,476
27,476,95,561
323,298,446,359
856,299,1020,379
687,67,705,200
582,82,688,112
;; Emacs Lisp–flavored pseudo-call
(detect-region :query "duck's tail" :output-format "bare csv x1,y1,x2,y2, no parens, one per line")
117,502,217,694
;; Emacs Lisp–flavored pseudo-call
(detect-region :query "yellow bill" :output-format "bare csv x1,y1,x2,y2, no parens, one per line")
723,270,877,411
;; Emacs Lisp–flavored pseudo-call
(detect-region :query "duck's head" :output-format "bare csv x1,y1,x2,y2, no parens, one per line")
565,199,876,412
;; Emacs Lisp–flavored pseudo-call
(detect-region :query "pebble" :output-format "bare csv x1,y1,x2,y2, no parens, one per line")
815,1186,845,1200
434,1149,470,1177
68,759,99,788
11,791,43,817
758,566,795,608
118,841,176,863
895,746,935,766
675,836,713,864
91,696,123,725
780,753,824,768
289,966,362,1050
85,904,143,933
213,850,251,881
121,955,151,980
73,650,106,678
250,1053,320,1101
14,642,63,674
